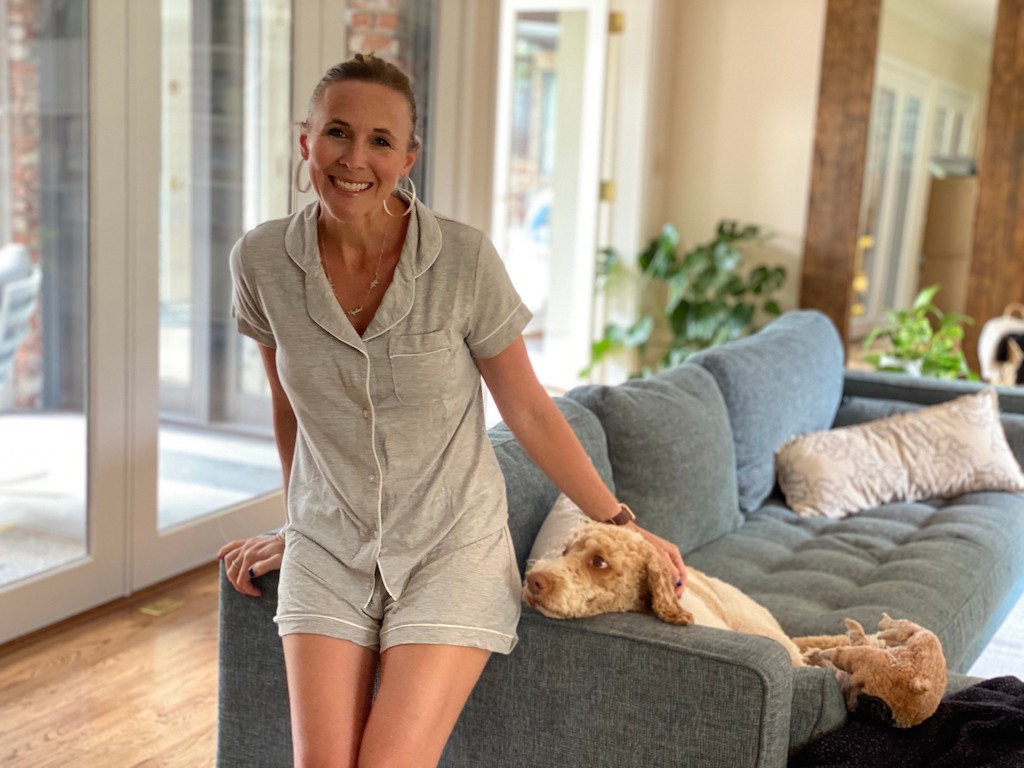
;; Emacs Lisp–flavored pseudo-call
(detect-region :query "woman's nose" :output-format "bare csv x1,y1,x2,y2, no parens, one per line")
340,141,366,168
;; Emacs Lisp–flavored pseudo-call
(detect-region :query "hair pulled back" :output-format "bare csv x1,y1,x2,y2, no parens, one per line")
305,53,420,150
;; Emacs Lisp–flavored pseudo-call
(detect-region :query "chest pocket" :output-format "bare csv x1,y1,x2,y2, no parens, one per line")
389,330,455,405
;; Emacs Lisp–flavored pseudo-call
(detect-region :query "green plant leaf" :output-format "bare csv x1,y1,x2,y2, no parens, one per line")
587,219,786,379
913,284,940,311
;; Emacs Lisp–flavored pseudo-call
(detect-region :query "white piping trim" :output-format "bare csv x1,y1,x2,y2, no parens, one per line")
363,347,388,599
379,622,516,639
473,302,525,347
390,348,450,358
274,613,377,634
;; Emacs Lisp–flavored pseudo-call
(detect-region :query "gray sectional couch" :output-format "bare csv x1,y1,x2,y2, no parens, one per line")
217,310,1024,767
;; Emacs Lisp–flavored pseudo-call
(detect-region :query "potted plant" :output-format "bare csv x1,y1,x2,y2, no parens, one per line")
862,284,977,380
585,220,786,377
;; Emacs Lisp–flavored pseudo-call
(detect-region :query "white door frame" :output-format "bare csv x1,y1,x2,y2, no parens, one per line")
0,0,132,644
491,0,608,390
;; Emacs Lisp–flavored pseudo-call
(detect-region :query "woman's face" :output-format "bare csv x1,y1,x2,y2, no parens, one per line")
300,80,418,223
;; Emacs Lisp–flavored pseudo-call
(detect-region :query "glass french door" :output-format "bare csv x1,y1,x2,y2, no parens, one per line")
492,0,608,392
129,0,291,589
1,0,439,642
0,0,292,642
850,58,979,340
851,60,932,339
0,0,102,642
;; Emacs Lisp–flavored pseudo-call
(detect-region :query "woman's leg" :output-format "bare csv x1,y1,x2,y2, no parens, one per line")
282,633,379,768
357,644,491,768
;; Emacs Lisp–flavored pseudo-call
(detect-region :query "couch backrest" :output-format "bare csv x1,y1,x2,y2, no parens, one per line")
688,310,845,513
489,397,613,575
567,363,741,555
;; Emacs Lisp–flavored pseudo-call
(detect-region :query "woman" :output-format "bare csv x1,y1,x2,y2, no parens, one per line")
218,53,685,768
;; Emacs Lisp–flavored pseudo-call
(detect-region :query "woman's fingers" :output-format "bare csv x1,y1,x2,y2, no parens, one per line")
219,533,285,596
636,527,686,596
216,538,247,561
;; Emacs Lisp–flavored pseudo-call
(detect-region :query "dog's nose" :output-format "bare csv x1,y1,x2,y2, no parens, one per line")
527,572,549,595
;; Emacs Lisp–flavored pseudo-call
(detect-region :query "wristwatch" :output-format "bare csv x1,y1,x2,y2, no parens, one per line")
604,502,636,526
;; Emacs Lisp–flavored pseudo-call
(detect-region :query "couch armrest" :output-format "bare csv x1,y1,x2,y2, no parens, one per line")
443,608,797,768
840,370,1024,465
842,369,1024,414
216,566,292,768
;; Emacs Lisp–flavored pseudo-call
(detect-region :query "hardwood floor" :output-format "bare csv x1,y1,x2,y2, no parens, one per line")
0,563,220,768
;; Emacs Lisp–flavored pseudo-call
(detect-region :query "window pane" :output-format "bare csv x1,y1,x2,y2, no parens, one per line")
157,0,290,530
0,1,88,586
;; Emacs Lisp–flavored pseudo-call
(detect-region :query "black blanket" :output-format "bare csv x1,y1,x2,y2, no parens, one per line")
789,676,1024,768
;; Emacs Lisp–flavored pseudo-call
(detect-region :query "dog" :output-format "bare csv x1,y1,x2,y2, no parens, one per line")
523,522,807,666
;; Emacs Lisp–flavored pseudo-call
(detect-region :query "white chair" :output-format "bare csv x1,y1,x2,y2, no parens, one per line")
0,243,42,404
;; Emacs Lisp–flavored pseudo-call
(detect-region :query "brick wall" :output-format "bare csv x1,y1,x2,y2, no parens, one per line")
5,0,42,408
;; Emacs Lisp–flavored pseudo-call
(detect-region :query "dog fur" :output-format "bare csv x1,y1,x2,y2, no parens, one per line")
522,522,807,666
800,614,947,728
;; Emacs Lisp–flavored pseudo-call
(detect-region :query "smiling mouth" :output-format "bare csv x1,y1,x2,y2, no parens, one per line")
331,177,372,192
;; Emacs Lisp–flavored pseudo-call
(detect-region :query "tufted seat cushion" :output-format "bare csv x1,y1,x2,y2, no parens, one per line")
684,492,1024,673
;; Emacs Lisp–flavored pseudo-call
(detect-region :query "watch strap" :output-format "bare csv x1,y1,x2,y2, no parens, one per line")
605,503,636,526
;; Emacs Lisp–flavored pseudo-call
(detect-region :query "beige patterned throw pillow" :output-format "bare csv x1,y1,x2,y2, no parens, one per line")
776,390,1024,518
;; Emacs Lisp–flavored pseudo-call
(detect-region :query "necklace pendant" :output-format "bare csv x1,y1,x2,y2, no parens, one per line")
369,278,379,289
347,306,363,316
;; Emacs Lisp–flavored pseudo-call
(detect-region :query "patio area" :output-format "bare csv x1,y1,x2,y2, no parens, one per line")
0,411,279,589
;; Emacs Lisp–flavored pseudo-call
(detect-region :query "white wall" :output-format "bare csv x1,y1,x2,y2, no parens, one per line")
649,0,828,311
881,0,992,96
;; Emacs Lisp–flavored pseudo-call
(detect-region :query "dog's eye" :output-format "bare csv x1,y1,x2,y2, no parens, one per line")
562,546,569,556
591,554,608,569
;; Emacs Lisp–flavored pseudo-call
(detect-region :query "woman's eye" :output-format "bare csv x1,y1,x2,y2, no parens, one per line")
373,136,392,148
591,555,608,569
328,128,346,138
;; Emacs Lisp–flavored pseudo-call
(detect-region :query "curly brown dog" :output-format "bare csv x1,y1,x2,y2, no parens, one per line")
523,522,808,666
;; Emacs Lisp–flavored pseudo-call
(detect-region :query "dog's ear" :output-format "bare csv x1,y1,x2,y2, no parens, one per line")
644,549,693,625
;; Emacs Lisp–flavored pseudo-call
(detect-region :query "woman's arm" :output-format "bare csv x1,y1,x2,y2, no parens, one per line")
216,343,295,596
476,337,686,593
259,343,298,499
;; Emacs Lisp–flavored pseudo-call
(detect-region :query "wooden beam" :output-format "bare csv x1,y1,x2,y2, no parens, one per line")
964,0,1024,368
800,0,880,345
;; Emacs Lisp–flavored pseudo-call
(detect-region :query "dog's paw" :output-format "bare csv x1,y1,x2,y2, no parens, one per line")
803,647,834,667
876,614,919,645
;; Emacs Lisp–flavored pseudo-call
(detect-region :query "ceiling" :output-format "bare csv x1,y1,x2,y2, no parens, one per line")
923,0,999,45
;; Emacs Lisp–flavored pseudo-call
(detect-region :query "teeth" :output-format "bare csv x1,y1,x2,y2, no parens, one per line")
333,178,371,192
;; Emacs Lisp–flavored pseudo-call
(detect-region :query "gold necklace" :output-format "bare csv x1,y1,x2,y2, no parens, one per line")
318,223,388,317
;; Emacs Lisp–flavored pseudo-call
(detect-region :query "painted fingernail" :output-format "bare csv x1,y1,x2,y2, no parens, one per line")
675,579,683,588
248,567,255,579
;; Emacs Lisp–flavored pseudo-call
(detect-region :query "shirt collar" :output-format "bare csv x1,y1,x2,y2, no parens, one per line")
286,198,443,347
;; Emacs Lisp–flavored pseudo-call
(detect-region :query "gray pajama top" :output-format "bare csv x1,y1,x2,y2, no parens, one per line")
229,200,532,604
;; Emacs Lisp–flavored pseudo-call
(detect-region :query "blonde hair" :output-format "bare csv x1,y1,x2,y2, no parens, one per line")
305,53,420,150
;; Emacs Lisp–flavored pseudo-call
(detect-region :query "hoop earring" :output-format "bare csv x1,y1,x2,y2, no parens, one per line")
294,158,311,194
384,176,417,217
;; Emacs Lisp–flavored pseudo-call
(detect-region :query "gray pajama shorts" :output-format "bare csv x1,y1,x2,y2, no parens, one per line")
274,526,522,654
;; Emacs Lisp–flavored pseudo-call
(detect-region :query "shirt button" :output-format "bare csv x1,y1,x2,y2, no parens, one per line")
368,474,377,482
362,409,370,419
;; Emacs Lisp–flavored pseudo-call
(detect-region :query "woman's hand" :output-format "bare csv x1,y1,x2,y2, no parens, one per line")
217,531,285,597
628,523,687,596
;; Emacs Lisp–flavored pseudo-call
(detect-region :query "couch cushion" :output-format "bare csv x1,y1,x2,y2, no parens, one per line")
489,397,614,576
688,310,845,513
777,390,1024,518
568,363,741,555
526,493,590,566
684,494,1024,673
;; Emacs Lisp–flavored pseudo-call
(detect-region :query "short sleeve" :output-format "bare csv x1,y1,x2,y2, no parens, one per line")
229,234,276,347
466,235,533,358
